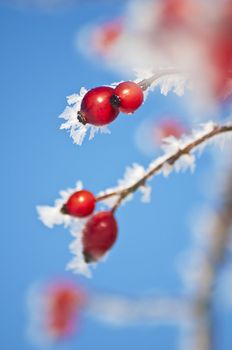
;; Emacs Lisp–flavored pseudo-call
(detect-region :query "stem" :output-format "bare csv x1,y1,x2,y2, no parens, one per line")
96,124,232,212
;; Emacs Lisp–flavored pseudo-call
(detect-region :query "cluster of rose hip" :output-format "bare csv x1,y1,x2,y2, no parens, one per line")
62,81,144,262
62,192,118,264
77,81,144,126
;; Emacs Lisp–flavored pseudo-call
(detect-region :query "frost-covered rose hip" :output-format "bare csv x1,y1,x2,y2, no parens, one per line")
82,211,118,262
62,190,96,218
78,86,119,126
112,81,144,114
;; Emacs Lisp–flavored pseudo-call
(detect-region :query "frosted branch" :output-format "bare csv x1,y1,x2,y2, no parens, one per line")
87,294,191,326
96,122,232,212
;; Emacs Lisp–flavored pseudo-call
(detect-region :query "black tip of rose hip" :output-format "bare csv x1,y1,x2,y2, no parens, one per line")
60,204,68,214
77,111,87,125
83,251,96,263
110,94,121,108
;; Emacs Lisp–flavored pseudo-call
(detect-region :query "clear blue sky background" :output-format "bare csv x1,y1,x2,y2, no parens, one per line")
0,1,231,350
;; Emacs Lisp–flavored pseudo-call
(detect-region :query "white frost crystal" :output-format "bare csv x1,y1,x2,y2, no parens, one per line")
67,220,93,278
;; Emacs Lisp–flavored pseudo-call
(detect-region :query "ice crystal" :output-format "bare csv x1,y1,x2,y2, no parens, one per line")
67,220,93,278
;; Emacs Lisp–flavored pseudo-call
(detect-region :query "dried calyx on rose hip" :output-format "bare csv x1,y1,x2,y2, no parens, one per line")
77,81,144,126
61,190,96,218
82,211,118,263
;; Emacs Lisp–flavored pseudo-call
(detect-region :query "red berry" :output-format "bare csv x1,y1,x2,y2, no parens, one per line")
64,190,95,218
113,81,144,114
93,19,123,55
47,283,85,338
154,118,186,142
79,86,119,126
82,211,118,262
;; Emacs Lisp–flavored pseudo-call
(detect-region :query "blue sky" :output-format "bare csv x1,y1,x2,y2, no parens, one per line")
0,1,232,350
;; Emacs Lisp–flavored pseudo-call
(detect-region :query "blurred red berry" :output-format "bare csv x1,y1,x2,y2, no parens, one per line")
154,118,186,142
46,283,86,338
82,211,118,262
113,81,144,114
93,19,123,54
209,14,232,99
64,190,95,218
160,0,198,28
79,86,119,126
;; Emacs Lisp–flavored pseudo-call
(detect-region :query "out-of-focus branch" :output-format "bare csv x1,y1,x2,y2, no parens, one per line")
87,294,191,326
190,165,232,350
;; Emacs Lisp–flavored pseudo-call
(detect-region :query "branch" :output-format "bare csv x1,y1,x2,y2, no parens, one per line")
96,123,232,212
87,294,191,326
190,164,232,350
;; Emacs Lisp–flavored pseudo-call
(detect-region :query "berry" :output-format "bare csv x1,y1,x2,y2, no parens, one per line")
93,19,123,55
154,118,186,142
82,211,118,262
113,81,144,114
78,86,119,126
46,283,85,338
63,190,96,218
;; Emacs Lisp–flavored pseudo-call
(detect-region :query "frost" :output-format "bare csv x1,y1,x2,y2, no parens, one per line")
161,136,180,154
155,74,189,97
37,205,69,228
162,162,173,177
59,87,111,145
211,127,232,151
139,185,152,203
89,125,111,140
97,163,148,207
135,69,189,99
67,219,109,278
118,163,145,188
174,154,196,173
67,221,92,278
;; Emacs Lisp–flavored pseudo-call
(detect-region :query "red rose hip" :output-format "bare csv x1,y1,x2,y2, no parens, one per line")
82,211,118,262
63,190,96,218
78,86,119,126
46,282,85,338
113,81,144,114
